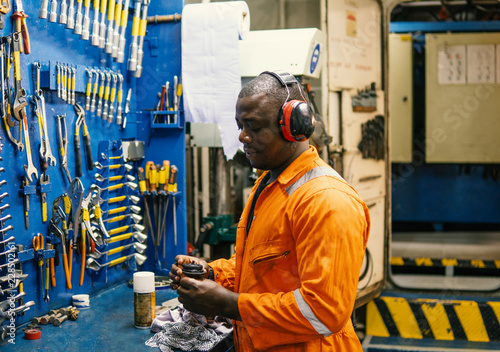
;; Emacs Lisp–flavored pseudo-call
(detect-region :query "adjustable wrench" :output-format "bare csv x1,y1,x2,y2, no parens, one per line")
12,33,37,182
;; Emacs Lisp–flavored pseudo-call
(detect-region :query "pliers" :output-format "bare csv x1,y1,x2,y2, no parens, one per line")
49,196,72,290
56,114,72,183
74,103,94,177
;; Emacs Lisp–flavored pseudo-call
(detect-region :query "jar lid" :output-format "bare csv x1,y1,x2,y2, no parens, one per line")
133,271,155,293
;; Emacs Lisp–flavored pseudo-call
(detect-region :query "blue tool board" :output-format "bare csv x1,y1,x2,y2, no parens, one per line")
0,0,186,327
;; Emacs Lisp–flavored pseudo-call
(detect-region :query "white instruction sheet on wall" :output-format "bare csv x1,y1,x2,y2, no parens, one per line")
437,45,466,85
467,44,495,84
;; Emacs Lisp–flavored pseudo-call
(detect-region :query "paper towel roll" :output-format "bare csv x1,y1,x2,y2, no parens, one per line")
182,1,250,159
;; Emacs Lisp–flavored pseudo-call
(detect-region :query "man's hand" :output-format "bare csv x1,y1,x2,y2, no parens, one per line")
177,276,241,321
169,255,210,290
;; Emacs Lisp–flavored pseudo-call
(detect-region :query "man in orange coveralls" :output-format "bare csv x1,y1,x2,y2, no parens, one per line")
170,71,370,351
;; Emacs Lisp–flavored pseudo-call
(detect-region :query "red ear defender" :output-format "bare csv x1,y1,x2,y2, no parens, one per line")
280,100,315,142
261,70,315,142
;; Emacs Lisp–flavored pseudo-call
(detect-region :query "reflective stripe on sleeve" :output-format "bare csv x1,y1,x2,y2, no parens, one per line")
293,289,332,336
286,166,343,196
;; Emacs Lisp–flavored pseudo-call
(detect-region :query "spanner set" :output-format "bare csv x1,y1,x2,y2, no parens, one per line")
0,0,186,345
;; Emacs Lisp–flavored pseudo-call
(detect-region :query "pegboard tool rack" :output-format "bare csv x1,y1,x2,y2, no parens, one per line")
0,0,186,332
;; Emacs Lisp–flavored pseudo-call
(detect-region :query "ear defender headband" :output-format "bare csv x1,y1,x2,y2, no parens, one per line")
260,70,315,142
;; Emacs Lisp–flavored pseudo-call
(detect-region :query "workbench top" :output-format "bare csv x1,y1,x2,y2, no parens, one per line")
2,282,233,351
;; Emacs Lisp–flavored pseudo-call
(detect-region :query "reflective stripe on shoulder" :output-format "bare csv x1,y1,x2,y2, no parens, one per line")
293,289,332,337
286,166,343,196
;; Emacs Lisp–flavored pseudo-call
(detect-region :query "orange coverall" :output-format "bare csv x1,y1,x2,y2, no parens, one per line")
210,146,370,351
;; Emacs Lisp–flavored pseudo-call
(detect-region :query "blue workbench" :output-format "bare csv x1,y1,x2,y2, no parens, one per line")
2,281,233,351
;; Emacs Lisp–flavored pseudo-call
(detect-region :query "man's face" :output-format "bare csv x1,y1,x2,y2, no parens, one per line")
235,92,293,171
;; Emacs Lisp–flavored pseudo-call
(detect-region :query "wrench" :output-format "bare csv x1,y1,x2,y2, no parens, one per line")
20,107,38,182
38,93,57,166
108,72,118,123
32,95,46,159
90,69,100,113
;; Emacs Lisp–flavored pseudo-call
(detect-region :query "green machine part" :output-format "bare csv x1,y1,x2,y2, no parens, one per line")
202,214,237,245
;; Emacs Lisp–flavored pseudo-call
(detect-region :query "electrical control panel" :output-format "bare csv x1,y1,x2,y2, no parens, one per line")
426,32,500,163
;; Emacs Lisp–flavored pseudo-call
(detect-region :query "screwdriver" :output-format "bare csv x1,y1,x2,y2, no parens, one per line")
168,165,178,246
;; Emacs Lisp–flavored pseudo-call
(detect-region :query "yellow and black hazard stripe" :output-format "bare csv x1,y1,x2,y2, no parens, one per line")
367,296,500,342
391,257,500,270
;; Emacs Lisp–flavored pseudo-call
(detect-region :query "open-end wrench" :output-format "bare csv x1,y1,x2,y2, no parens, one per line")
20,107,38,182
39,93,56,166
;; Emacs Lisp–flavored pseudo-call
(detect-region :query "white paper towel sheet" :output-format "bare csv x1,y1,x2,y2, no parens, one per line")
182,1,250,159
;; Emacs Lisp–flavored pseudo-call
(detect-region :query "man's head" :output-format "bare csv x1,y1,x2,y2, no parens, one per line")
235,72,311,173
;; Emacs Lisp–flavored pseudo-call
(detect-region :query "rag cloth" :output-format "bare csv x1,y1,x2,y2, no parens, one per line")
145,304,232,352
